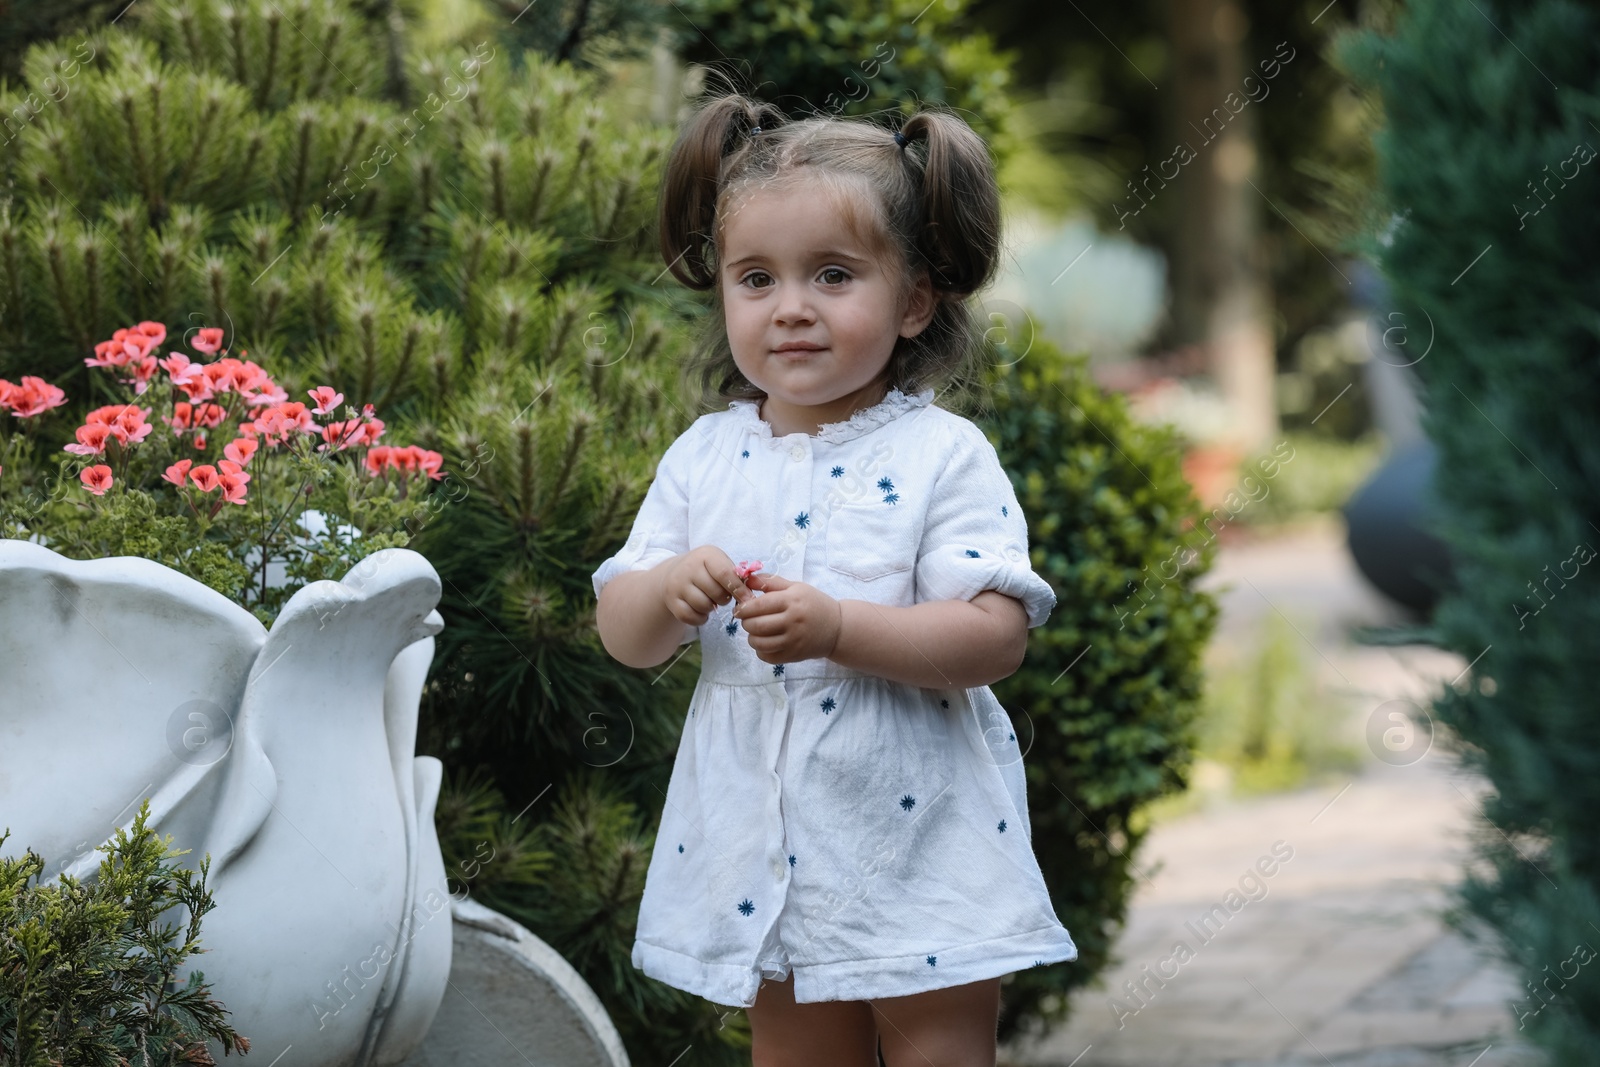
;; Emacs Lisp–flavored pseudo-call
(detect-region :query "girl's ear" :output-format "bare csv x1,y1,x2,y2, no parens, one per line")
899,271,938,339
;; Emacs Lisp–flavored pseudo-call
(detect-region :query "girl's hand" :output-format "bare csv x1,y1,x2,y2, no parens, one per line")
734,573,843,664
660,546,757,627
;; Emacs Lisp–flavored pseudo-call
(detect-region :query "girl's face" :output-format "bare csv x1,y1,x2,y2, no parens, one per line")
719,184,935,431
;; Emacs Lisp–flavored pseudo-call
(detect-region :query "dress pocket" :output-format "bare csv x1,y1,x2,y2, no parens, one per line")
825,501,918,582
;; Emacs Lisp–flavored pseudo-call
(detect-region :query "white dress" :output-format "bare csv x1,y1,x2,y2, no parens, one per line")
590,386,1079,1007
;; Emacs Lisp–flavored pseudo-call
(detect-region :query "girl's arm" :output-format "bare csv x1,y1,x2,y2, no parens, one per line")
596,560,685,669
827,589,1028,690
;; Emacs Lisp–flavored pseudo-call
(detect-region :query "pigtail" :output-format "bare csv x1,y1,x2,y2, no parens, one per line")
897,110,1001,297
659,94,787,290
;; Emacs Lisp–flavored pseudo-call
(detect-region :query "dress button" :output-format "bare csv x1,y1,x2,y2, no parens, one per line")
772,860,786,880
790,444,805,461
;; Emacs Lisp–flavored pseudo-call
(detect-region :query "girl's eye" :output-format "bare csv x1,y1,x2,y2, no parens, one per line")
743,271,773,289
820,268,850,285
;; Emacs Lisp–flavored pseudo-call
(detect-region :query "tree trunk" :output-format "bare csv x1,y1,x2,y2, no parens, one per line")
1166,0,1278,449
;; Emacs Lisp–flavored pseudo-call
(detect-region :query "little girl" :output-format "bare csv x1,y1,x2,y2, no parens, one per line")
592,93,1078,1065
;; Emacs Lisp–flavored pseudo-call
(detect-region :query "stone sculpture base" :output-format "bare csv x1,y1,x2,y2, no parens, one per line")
398,898,630,1067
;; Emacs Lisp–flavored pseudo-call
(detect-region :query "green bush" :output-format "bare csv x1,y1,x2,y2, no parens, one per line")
0,802,248,1066
982,340,1218,1041
1341,0,1600,1060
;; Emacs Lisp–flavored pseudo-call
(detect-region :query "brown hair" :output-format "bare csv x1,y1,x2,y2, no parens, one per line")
657,91,1003,419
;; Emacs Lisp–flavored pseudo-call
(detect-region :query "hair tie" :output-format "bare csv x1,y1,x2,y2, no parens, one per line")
893,130,908,148
751,126,763,137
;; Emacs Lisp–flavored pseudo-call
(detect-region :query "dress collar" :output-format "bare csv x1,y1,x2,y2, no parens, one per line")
728,386,936,447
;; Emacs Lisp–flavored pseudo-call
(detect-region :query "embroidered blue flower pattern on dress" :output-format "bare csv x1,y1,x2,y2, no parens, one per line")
884,492,900,505
738,899,755,916
878,477,894,493
795,512,809,528
742,449,750,458
788,854,796,867
1002,505,1009,517
831,465,844,477
926,956,937,967
900,794,916,811
724,620,739,635
678,843,684,852
965,549,981,558
821,696,836,714
998,819,1007,833
773,664,784,676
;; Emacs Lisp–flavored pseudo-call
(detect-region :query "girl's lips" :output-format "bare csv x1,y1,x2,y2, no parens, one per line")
773,347,827,359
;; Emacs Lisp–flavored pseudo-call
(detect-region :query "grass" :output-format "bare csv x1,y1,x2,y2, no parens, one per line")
1243,431,1387,528
1135,612,1365,829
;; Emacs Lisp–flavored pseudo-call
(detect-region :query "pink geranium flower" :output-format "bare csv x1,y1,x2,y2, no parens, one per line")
163,459,194,487
319,419,369,452
123,354,161,394
85,328,157,369
165,402,225,434
177,373,216,402
363,444,444,481
80,465,113,496
253,401,316,445
63,423,113,456
223,437,258,465
161,352,204,388
240,362,286,406
364,445,392,476
85,405,153,446
191,327,226,354
4,376,67,418
202,359,241,395
189,464,220,492
132,321,167,347
217,459,250,504
357,416,385,445
308,386,345,415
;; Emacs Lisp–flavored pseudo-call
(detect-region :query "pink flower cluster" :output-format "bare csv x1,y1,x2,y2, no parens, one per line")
0,322,446,503
365,445,444,480
0,376,68,419
161,458,251,504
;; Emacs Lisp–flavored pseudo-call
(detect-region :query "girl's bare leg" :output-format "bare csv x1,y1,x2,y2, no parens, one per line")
870,976,1002,1067
747,972,879,1067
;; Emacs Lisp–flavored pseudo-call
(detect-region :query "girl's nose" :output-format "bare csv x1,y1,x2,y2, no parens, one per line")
773,288,816,325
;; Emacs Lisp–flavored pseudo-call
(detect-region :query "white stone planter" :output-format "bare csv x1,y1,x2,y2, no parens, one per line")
0,539,451,1067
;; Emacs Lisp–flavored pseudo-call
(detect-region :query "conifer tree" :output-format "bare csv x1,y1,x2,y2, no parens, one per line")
1342,2,1600,1060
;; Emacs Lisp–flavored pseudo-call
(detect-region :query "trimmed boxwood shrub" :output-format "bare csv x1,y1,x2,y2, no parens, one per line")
982,340,1219,1041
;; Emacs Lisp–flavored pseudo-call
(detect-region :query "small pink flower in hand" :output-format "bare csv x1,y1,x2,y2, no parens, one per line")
734,559,763,580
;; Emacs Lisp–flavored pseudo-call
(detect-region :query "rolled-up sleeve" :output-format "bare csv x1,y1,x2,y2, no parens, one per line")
914,421,1057,629
591,429,698,643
